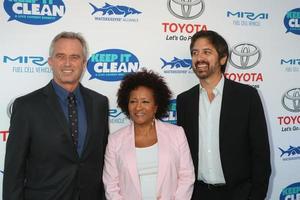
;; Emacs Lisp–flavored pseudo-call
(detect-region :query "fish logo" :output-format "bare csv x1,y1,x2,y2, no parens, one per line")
279,145,300,157
89,2,141,17
160,57,192,69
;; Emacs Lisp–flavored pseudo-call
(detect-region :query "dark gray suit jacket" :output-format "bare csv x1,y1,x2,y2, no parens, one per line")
3,81,109,200
176,78,271,200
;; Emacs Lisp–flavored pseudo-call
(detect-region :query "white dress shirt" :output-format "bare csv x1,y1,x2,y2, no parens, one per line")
198,76,226,184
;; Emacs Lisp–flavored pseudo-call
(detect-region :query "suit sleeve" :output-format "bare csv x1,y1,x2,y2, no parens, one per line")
102,135,123,200
174,127,195,200
3,98,30,200
248,89,271,200
101,97,110,200
176,94,184,127
104,97,109,146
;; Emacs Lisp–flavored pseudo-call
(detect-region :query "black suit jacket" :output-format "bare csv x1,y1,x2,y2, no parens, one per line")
176,78,271,200
3,82,109,200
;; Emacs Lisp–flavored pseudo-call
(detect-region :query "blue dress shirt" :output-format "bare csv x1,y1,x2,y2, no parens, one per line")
51,80,87,156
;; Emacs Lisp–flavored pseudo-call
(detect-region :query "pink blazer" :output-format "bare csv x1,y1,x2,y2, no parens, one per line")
103,119,195,200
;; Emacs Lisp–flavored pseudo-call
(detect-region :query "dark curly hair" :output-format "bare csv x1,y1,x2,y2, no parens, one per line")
117,68,172,119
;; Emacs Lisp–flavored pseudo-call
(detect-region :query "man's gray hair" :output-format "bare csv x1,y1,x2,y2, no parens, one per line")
49,31,89,61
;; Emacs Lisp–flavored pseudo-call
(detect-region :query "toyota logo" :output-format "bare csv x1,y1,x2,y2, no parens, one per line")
229,43,261,69
7,98,16,118
282,88,300,112
167,0,205,20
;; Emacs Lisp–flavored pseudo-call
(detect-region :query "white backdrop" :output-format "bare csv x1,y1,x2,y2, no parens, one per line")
1,0,300,199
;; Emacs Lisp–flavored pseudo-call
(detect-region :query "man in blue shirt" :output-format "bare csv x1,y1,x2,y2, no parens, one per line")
3,31,109,200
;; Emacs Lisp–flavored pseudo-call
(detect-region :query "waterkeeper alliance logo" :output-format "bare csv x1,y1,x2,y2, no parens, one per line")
280,182,300,200
3,55,51,73
160,57,193,74
225,43,263,88
281,58,300,72
284,8,300,35
161,99,177,124
89,2,141,22
277,88,300,133
4,0,66,25
226,10,269,27
87,49,139,82
279,145,300,161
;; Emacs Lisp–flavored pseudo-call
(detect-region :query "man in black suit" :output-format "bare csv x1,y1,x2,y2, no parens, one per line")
3,31,109,200
176,30,271,200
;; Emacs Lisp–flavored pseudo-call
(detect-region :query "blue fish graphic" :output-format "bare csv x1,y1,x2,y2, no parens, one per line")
278,146,300,157
160,57,192,69
89,2,141,17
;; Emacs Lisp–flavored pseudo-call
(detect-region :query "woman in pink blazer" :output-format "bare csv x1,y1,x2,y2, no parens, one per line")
103,69,195,200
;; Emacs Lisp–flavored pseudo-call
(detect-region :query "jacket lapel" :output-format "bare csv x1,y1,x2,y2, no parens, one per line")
126,123,142,196
190,85,200,145
156,120,168,193
189,85,200,174
219,78,232,144
43,82,78,156
43,82,69,136
80,85,92,156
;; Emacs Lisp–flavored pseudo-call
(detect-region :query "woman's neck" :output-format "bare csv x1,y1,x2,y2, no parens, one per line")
134,120,157,147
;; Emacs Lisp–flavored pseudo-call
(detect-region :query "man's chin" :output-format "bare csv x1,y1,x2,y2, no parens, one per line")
196,72,208,79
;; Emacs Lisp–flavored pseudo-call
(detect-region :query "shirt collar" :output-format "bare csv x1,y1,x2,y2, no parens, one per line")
51,79,81,103
199,75,224,96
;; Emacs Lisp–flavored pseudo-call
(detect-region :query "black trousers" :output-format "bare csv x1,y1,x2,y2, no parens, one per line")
192,180,230,200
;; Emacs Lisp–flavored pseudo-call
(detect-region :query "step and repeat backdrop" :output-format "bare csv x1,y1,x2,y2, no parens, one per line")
1,0,300,199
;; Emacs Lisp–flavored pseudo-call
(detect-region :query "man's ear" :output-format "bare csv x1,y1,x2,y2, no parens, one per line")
220,55,227,66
